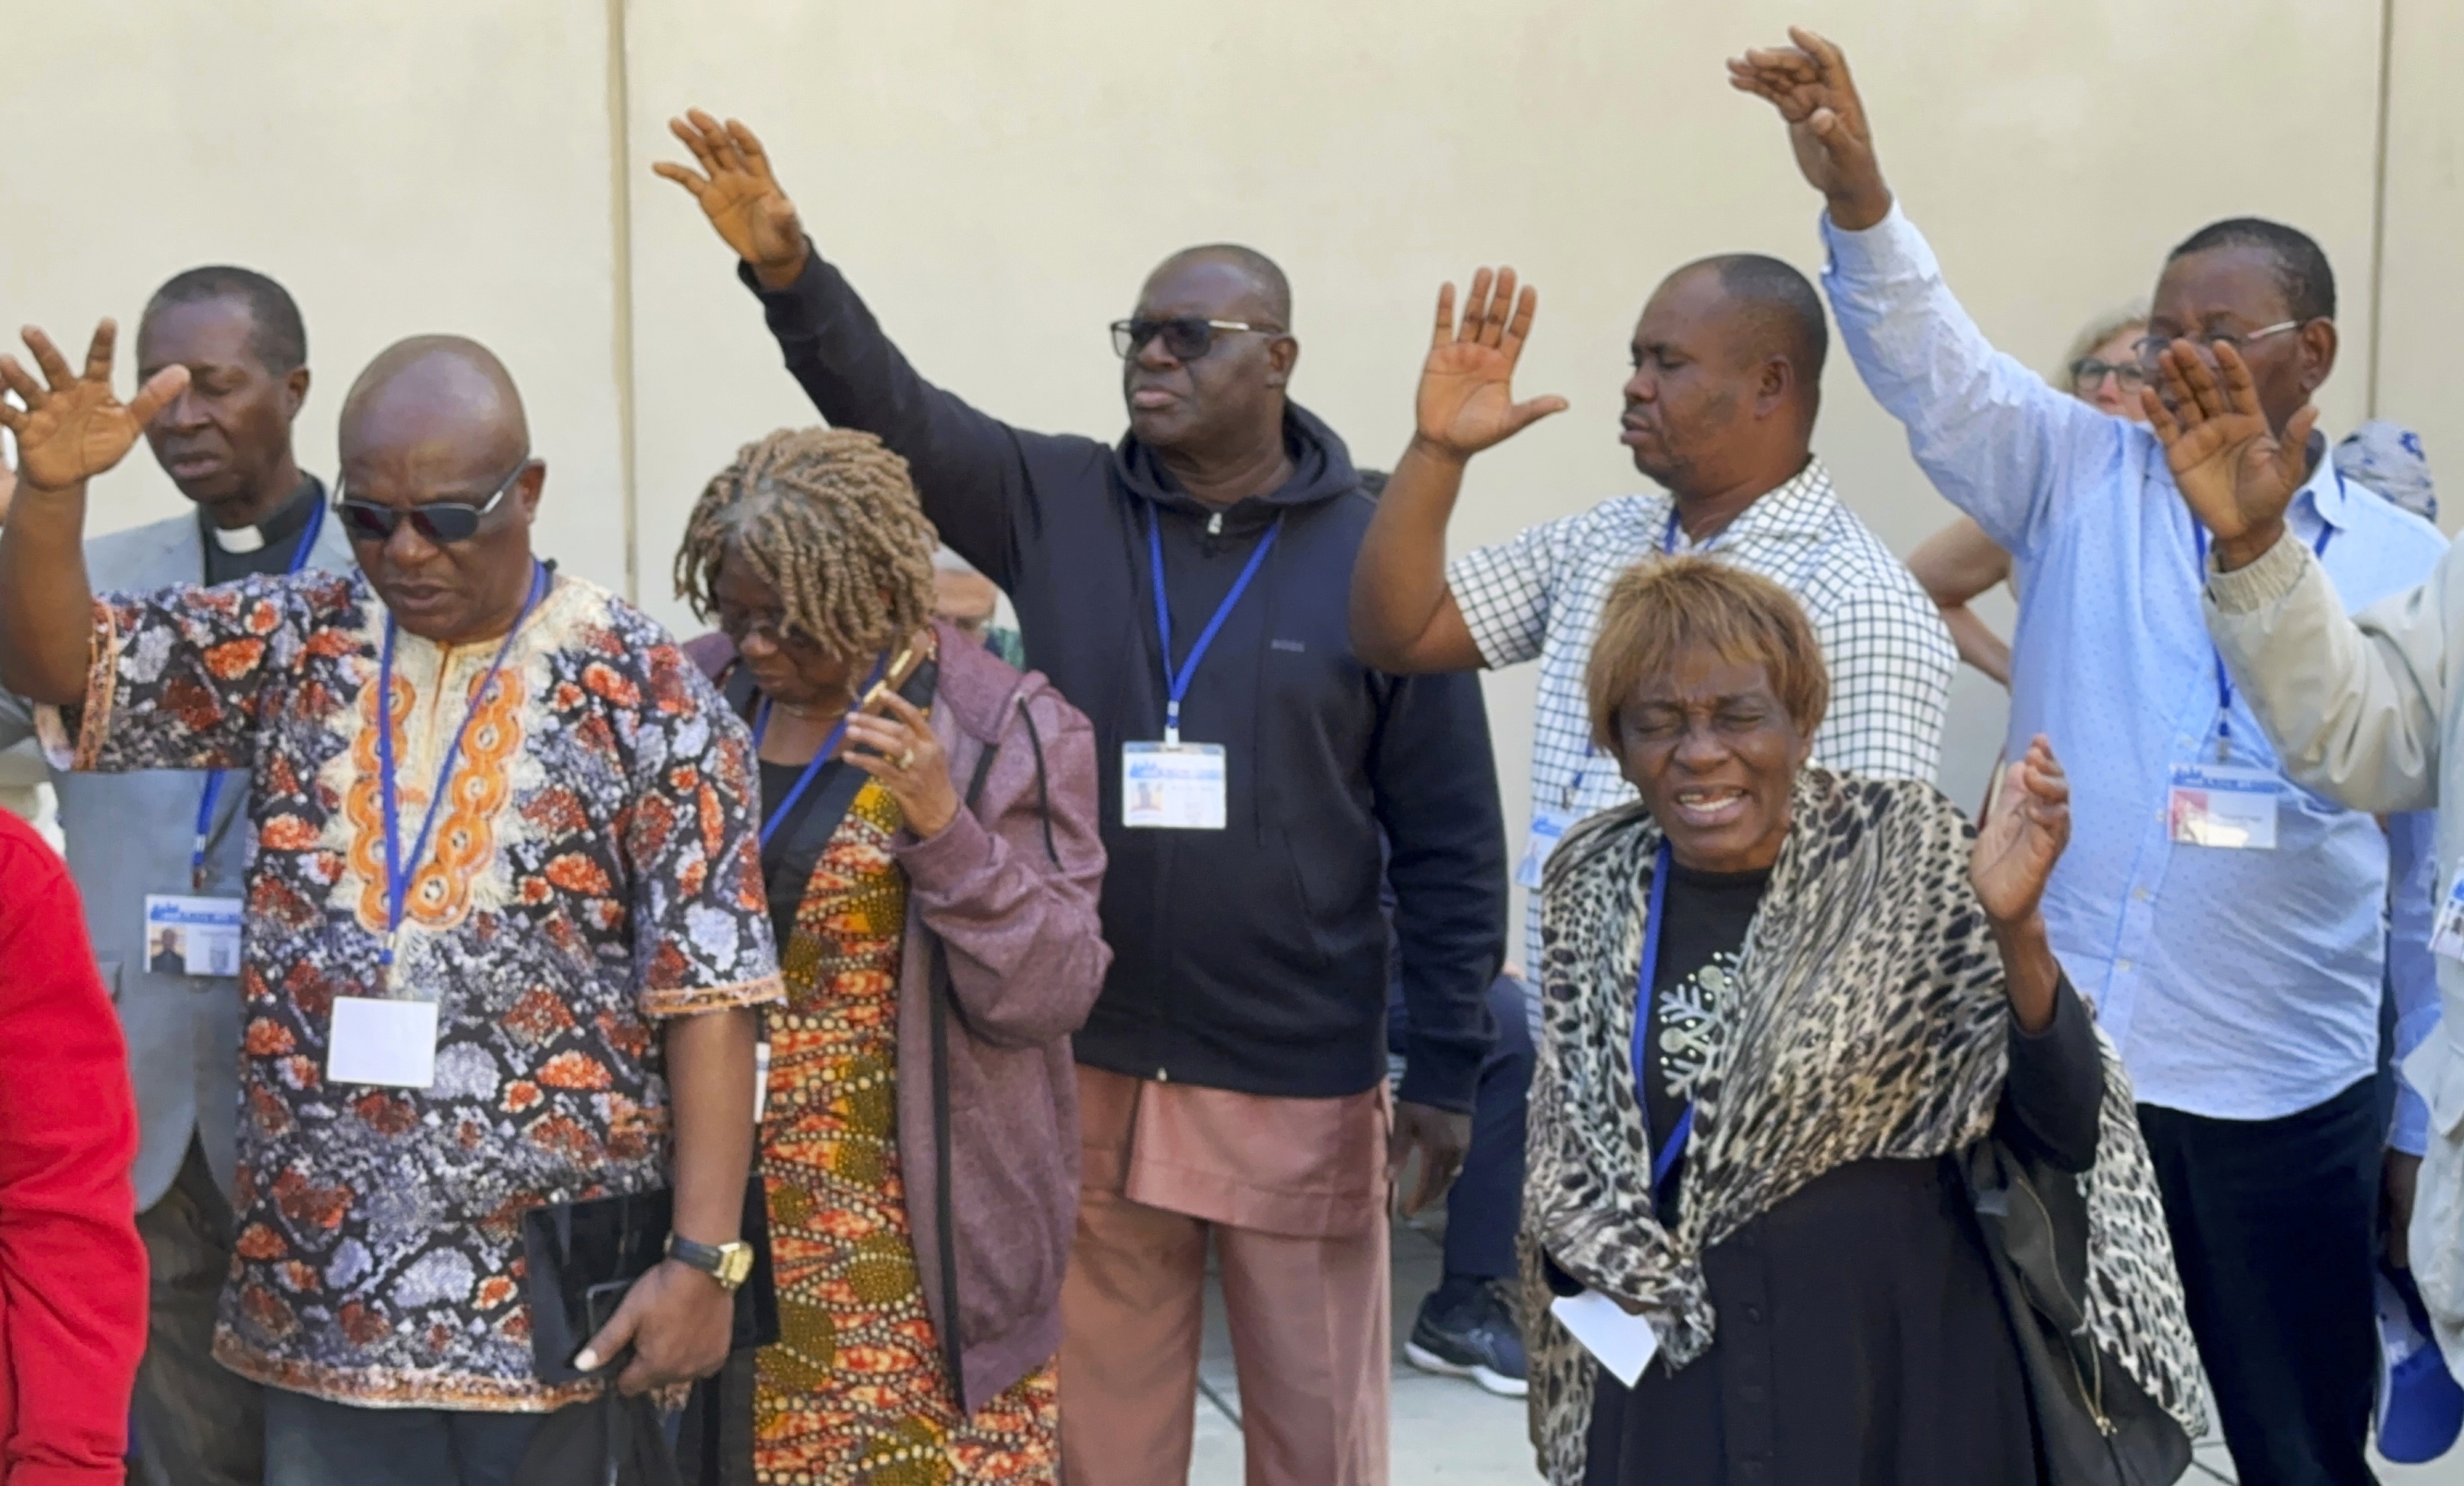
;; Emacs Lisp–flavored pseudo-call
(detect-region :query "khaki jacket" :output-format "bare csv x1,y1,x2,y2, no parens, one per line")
2207,532,2464,1362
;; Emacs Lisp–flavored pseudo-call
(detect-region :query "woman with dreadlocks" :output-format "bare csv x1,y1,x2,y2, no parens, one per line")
672,426,1108,1484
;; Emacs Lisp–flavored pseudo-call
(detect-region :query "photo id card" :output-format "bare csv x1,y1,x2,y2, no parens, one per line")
1123,742,1228,830
142,895,242,978
327,996,440,1089
2432,874,2464,962
2166,763,2281,850
1518,810,1573,890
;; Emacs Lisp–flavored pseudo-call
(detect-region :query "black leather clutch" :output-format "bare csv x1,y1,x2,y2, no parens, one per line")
522,1176,780,1385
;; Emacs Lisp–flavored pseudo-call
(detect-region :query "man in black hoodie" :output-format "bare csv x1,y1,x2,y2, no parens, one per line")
659,113,1507,1482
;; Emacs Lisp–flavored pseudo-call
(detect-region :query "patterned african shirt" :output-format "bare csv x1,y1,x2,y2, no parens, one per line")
40,568,784,1410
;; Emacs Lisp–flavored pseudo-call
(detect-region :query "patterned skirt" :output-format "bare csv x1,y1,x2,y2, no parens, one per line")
752,782,1057,1485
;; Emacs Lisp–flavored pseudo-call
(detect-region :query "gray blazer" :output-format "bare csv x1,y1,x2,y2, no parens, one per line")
0,500,357,1210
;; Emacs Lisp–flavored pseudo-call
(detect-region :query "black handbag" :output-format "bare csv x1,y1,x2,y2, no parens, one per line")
522,1177,781,1387
1961,1139,2192,1486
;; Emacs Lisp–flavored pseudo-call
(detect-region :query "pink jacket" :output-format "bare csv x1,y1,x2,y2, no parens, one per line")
688,621,1109,1407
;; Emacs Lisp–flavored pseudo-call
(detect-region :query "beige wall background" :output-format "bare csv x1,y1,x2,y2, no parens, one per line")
10,0,2453,918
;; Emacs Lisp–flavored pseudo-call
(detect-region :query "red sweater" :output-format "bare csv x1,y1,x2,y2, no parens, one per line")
0,812,144,1485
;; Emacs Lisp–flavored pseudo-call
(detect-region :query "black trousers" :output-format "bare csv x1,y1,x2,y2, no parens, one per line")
1388,973,1534,1280
2138,1077,2381,1486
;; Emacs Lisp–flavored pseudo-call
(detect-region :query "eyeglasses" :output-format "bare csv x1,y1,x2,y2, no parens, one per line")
334,460,529,545
1109,317,1281,361
2070,359,2147,395
715,606,817,651
2132,321,2301,370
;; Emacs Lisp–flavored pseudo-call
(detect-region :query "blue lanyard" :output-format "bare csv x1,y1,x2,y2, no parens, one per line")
374,561,548,966
1661,507,1683,555
2193,510,2335,761
191,498,327,889
750,652,888,849
1146,510,1283,745
1631,841,1693,1200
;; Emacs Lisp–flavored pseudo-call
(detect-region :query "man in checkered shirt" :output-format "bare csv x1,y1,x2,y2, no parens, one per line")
1350,255,1955,974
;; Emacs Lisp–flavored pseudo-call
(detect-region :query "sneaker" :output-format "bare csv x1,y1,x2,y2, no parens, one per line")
1405,1285,1529,1398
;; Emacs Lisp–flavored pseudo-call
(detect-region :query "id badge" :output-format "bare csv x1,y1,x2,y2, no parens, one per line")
2166,762,2281,850
1518,810,1573,890
1123,742,1228,830
142,895,243,978
2432,874,2464,962
328,996,440,1089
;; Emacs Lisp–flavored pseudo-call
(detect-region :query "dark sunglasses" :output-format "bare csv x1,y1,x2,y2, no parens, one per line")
335,460,529,545
1109,317,1281,361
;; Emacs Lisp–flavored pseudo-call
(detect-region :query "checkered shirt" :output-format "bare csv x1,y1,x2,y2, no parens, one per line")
1448,457,1956,970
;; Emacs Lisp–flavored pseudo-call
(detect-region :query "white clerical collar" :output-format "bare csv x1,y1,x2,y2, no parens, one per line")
210,523,267,554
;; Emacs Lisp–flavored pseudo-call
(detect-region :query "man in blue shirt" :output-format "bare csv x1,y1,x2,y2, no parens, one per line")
1734,30,2444,1485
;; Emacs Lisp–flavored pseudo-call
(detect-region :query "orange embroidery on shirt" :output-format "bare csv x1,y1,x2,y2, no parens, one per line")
347,657,525,936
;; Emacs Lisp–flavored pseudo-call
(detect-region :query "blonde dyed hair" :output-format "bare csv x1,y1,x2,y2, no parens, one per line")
674,426,939,660
1585,556,1830,749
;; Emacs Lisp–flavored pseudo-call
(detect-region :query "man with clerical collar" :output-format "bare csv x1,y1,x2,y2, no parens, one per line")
0,265,352,1486
0,320,781,1480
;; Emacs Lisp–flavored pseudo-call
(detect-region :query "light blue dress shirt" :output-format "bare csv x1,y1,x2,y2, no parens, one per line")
1823,204,2444,1145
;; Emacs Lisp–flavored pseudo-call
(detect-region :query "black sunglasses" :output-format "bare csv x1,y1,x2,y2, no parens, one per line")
335,460,529,545
1109,317,1281,362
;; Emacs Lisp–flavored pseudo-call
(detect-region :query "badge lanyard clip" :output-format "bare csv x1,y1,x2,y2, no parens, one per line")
1631,840,1693,1202
374,561,548,968
2194,516,2333,765
1148,510,1283,745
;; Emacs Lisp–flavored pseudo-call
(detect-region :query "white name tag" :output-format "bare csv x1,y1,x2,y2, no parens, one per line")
1517,810,1573,890
328,996,440,1089
142,895,242,978
2433,874,2464,962
1123,742,1227,830
2167,763,2281,850
1549,1289,1661,1388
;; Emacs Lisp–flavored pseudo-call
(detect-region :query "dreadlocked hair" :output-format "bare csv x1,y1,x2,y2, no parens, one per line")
674,426,941,662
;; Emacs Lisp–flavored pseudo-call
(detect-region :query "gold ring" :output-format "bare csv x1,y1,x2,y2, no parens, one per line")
896,748,916,770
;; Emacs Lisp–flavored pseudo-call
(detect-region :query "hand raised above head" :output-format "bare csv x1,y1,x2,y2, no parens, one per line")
653,108,811,290
1410,267,1568,464
1726,26,1893,231
2142,340,2313,573
0,321,187,497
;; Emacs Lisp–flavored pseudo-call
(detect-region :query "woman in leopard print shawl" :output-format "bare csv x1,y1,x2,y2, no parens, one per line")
1519,560,2203,1484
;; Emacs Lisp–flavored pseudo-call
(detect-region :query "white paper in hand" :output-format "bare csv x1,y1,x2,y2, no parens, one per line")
1549,1289,1661,1388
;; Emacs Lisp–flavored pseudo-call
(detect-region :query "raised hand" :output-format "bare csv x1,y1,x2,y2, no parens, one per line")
0,322,188,495
1726,28,1892,231
1971,735,2070,931
654,109,810,290
0,417,16,525
2144,341,2314,572
1412,267,1568,462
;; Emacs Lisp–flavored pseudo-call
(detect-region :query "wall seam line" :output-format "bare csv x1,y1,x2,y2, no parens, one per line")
2365,0,2396,417
606,0,641,602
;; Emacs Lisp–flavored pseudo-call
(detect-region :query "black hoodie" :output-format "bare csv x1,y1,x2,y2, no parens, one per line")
743,255,1506,1111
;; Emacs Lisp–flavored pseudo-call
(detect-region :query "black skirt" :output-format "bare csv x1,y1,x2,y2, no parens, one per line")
1591,1154,2041,1486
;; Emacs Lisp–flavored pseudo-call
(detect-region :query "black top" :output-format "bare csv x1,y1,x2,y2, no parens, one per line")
1576,866,2105,1486
1642,862,1770,1219
742,250,1508,1110
200,477,324,585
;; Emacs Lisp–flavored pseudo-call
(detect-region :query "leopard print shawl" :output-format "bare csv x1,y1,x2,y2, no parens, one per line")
1520,769,2205,1484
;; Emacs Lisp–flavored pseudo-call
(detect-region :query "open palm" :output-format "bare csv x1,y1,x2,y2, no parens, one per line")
1414,267,1567,459
1970,736,2069,928
654,109,808,280
0,321,187,494
2144,340,2314,553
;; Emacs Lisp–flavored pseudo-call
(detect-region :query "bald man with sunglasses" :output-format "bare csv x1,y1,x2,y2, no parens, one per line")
0,323,783,1485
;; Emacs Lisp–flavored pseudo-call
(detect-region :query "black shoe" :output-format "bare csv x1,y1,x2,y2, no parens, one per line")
1404,1284,1529,1397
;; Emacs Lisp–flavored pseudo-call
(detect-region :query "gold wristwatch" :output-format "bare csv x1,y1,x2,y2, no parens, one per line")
665,1233,754,1293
